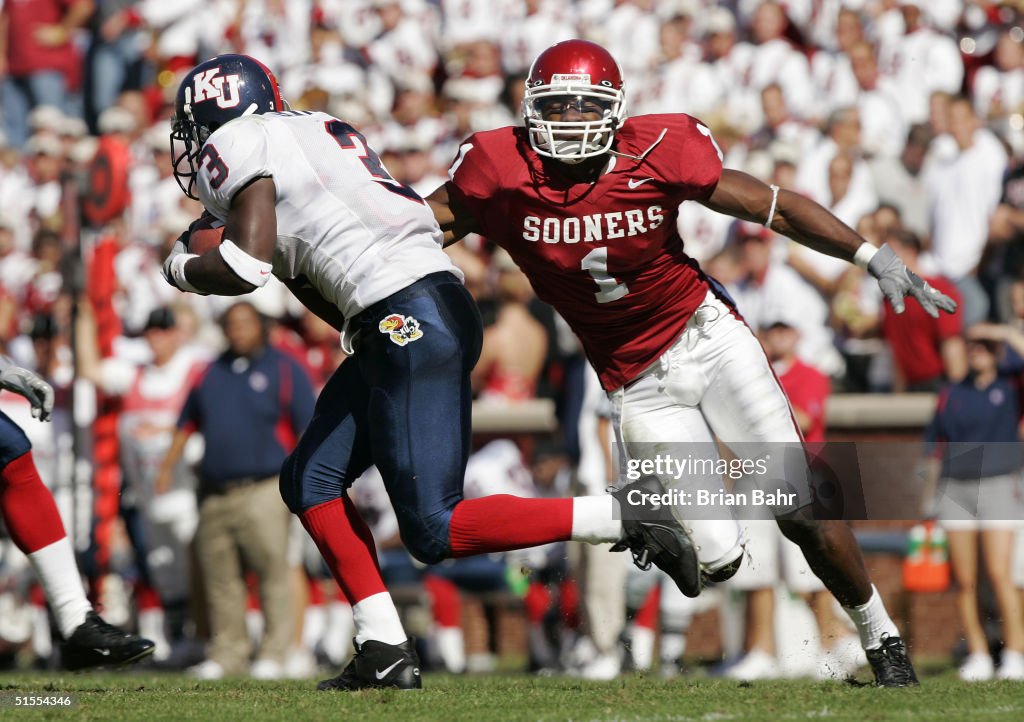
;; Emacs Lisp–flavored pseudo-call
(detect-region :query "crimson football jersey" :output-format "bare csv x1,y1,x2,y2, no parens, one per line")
446,114,723,390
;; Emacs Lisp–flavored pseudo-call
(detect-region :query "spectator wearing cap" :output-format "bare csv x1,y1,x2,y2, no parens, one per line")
728,222,844,377
762,313,830,443
0,0,94,149
75,302,212,662
155,301,315,679
879,229,965,391
920,326,1024,681
25,133,65,229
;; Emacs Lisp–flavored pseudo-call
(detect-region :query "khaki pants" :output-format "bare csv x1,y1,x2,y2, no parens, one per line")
195,478,293,674
572,541,627,654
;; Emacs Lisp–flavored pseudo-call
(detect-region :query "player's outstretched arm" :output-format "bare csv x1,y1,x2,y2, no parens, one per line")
0,356,54,421
701,169,957,318
163,178,277,296
426,185,479,248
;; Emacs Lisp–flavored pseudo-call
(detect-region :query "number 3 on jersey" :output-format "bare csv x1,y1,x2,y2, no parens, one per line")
324,120,423,204
582,247,628,303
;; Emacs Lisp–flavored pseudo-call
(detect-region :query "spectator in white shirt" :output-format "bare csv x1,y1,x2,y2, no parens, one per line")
925,96,1009,326
972,28,1024,122
848,39,906,159
877,0,964,125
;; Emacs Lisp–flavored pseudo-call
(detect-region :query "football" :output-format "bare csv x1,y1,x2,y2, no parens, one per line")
186,213,225,255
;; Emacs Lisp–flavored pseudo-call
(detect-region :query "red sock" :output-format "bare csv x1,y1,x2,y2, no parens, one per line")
308,577,325,607
524,582,551,625
135,582,162,612
448,495,572,557
300,496,387,605
0,452,66,553
559,579,580,629
423,574,461,628
634,585,661,630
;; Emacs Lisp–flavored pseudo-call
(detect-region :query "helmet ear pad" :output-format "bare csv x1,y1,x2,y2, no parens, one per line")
170,54,285,199
523,40,626,163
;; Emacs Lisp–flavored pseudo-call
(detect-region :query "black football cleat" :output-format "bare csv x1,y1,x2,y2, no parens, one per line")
702,550,744,586
61,612,156,671
865,635,920,687
611,476,701,598
317,638,422,691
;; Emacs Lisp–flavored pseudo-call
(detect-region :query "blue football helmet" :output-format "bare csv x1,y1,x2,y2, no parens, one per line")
171,54,286,199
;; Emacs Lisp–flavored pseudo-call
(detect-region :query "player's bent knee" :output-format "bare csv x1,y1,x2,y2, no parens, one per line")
397,510,453,565
777,518,825,550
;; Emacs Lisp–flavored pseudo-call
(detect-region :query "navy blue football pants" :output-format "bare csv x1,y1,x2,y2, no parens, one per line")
280,272,482,564
0,410,32,467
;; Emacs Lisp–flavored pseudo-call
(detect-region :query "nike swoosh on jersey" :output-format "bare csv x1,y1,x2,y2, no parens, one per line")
628,177,655,189
94,649,111,656
375,659,403,679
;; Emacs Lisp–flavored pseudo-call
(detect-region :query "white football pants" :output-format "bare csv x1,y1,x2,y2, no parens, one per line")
609,290,804,574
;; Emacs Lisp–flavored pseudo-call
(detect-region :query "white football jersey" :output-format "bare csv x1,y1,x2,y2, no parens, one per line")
196,110,460,319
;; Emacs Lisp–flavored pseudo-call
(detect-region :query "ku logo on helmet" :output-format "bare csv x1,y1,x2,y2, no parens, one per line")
378,314,424,346
192,68,242,109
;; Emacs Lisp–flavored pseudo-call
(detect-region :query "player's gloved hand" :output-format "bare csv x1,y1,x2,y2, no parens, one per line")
0,362,54,422
867,244,958,318
161,232,204,294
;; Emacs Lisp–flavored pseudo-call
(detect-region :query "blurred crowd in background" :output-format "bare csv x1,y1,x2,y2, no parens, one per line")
2,0,1024,683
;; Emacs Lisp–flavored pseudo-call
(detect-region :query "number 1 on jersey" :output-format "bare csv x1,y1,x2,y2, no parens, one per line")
323,120,423,204
581,247,628,303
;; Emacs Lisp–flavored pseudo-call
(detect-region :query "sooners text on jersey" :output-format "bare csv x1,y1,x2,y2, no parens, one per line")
447,114,723,390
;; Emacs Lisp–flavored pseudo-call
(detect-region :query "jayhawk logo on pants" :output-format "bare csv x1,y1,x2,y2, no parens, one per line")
378,314,424,346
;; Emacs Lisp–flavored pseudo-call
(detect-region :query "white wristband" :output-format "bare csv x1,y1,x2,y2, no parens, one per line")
764,183,780,228
170,253,205,293
218,239,274,287
853,242,879,270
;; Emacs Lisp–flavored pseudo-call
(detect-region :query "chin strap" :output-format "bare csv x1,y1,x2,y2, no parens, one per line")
609,127,668,163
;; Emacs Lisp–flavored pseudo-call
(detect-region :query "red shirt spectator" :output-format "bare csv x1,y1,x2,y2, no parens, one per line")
881,274,962,390
778,357,830,442
879,229,965,391
2,0,92,86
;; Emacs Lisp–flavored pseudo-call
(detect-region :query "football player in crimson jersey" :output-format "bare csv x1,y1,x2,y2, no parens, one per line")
427,38,957,687
160,54,704,691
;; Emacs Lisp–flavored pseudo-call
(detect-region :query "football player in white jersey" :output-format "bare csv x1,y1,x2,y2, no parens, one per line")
161,54,704,690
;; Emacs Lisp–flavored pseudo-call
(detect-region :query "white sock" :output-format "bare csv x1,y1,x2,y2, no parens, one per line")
435,626,466,674
842,586,900,651
302,604,326,652
32,605,52,659
571,496,622,543
28,537,91,639
660,631,687,664
352,592,407,646
321,601,353,665
629,625,655,670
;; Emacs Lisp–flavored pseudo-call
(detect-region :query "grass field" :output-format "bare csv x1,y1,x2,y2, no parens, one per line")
2,670,1023,722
